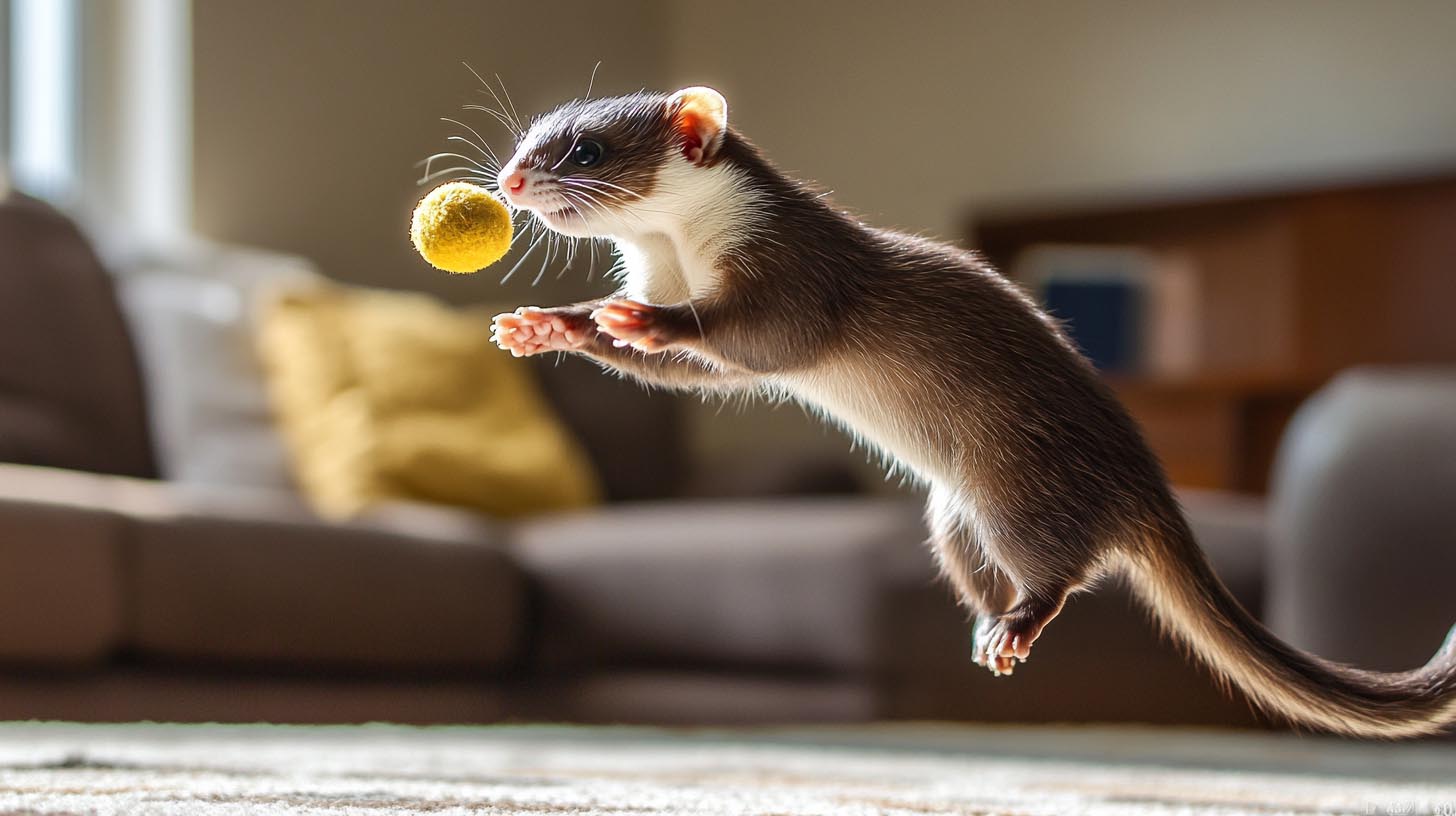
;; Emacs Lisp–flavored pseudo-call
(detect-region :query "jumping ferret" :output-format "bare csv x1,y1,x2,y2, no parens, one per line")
489,86,1456,737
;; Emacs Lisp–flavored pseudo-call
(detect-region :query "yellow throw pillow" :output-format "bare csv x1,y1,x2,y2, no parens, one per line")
256,284,600,519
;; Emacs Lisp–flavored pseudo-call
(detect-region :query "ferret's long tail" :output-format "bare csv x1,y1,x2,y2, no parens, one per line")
1128,517,1456,738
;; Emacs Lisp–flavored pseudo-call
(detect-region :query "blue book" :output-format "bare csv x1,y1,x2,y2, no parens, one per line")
1042,279,1144,373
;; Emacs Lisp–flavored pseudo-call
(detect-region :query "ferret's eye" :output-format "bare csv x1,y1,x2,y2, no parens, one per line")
569,139,604,168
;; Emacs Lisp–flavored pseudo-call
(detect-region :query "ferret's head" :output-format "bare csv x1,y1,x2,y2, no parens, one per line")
496,87,730,238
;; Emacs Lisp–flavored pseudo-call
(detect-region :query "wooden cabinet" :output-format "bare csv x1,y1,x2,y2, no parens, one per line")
1107,375,1315,493
971,173,1456,493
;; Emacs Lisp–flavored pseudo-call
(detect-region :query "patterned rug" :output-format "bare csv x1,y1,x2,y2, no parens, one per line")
1,722,1453,815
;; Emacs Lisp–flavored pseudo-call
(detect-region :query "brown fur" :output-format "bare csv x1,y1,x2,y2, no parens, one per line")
496,92,1456,738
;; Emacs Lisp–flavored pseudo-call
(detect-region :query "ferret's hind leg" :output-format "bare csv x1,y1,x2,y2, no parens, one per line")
977,592,1066,666
930,482,1097,675
925,487,1019,675
972,505,1093,671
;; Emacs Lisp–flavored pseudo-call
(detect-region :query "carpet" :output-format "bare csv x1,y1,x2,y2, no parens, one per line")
1,722,1453,815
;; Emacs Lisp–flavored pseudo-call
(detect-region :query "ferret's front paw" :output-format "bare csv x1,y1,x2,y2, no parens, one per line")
492,306,593,357
591,299,679,353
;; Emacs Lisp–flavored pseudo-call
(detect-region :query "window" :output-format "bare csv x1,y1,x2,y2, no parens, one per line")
5,0,80,203
3,0,190,245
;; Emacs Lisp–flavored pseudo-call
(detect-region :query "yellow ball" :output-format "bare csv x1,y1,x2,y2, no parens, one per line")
410,182,513,274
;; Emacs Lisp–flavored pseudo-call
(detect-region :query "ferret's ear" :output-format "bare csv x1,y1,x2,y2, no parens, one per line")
669,86,727,166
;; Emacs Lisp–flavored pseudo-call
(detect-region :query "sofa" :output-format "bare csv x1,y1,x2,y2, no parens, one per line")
2,190,1452,730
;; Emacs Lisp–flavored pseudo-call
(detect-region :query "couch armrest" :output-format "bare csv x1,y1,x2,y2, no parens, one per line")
0,465,127,664
1267,368,1456,671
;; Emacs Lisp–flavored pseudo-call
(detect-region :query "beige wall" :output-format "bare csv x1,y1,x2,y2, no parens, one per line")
666,0,1456,242
192,0,667,305
192,0,1456,289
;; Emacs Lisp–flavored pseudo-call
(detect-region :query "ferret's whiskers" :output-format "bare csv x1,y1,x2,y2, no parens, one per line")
504,217,546,257
563,189,656,222
463,104,523,139
567,235,585,277
533,232,557,286
415,165,493,187
557,230,574,271
559,188,615,226
561,177,643,199
561,185,649,227
439,117,500,165
417,151,496,176
505,216,541,252
442,134,499,171
582,238,599,281
584,60,603,100
560,178,674,219
499,226,551,284
445,138,499,172
559,178,633,204
493,73,525,135
462,62,523,136
518,217,550,252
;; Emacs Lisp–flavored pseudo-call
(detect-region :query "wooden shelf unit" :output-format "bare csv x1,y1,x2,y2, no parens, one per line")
970,172,1456,493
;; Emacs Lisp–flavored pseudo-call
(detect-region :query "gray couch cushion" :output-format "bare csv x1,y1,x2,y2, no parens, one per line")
510,497,931,674
124,485,523,671
117,247,318,491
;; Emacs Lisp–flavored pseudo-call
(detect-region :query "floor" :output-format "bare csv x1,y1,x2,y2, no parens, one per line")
1,722,1453,815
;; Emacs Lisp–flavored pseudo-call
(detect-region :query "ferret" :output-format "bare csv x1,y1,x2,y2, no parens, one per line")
488,86,1456,738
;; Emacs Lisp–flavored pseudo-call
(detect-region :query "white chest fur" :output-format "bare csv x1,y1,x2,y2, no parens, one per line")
614,233,690,303
608,159,764,304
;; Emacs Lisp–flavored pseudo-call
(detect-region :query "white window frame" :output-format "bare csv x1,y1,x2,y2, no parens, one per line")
1,0,10,164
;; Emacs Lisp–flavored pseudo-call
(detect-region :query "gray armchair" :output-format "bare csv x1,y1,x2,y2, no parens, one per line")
1267,368,1456,673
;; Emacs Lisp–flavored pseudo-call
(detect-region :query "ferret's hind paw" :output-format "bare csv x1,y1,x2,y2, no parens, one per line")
973,615,1021,676
974,597,1063,675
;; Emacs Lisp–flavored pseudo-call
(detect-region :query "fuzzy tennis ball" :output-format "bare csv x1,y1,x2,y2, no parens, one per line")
410,181,513,274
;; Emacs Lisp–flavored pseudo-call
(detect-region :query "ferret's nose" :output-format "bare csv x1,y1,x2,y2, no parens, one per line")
501,170,527,196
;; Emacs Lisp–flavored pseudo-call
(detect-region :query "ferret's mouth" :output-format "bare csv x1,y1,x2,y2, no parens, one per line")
538,204,582,226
